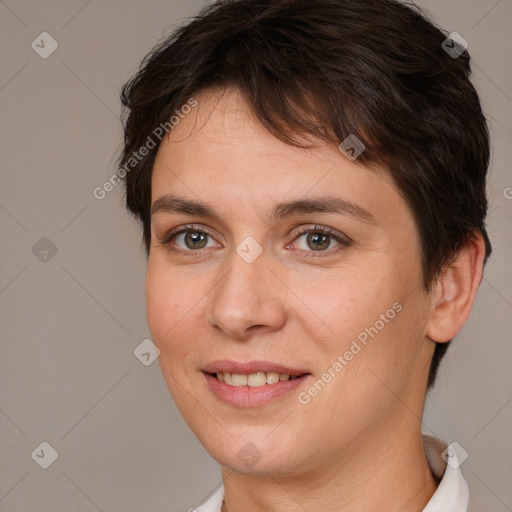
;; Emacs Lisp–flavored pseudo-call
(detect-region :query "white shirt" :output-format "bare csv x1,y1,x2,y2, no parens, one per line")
192,435,469,512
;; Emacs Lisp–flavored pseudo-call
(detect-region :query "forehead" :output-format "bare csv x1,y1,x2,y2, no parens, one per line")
151,87,405,224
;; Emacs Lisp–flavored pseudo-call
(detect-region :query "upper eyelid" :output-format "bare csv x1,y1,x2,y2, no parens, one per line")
161,224,217,243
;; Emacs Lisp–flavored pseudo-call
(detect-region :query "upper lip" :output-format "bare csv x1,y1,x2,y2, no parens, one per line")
203,360,310,376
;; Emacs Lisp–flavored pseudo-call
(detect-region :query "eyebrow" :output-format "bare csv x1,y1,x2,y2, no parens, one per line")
150,194,376,224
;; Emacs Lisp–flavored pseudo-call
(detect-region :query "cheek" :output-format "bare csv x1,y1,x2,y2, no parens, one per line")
289,264,399,348
145,260,201,407
145,259,189,355
289,258,426,386
145,264,171,343
145,257,214,378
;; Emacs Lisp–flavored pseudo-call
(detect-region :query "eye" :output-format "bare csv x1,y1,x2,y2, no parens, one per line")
288,225,350,256
160,225,219,253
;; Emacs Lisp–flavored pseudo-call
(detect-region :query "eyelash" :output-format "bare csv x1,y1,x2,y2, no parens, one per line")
159,224,350,259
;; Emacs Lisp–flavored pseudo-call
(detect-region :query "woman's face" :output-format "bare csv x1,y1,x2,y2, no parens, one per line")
146,87,435,476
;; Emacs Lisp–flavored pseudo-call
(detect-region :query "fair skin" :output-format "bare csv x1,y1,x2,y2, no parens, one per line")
146,87,485,512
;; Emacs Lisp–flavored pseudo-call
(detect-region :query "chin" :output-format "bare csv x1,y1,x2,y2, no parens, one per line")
197,429,308,476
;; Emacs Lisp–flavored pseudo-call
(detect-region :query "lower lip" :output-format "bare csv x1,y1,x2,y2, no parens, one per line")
203,372,310,407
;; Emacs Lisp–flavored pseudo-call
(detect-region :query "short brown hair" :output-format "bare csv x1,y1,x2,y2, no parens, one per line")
118,0,492,388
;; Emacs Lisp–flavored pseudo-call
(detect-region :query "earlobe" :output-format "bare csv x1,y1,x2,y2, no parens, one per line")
426,231,486,343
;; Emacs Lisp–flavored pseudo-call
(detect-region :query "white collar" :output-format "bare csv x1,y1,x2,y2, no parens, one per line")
422,435,469,512
194,435,469,512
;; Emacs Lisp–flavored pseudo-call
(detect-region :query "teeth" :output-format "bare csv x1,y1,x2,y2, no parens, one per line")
247,372,266,387
231,373,247,386
215,371,301,387
266,372,280,384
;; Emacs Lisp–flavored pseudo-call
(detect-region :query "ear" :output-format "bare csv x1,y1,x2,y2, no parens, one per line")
426,231,486,343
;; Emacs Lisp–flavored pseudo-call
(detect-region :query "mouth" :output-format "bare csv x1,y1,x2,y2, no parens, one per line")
201,360,312,406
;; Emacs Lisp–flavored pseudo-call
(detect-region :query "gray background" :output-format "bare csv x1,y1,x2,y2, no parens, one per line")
0,1,510,511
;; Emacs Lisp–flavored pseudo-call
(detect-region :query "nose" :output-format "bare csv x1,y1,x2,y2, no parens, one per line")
207,248,288,341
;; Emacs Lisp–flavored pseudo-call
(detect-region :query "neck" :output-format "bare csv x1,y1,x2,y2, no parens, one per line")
220,425,438,512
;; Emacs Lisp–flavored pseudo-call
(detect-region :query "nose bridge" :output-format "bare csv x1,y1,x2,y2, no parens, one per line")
207,244,287,339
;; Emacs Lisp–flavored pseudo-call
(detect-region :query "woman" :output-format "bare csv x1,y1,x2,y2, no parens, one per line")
118,1,491,510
